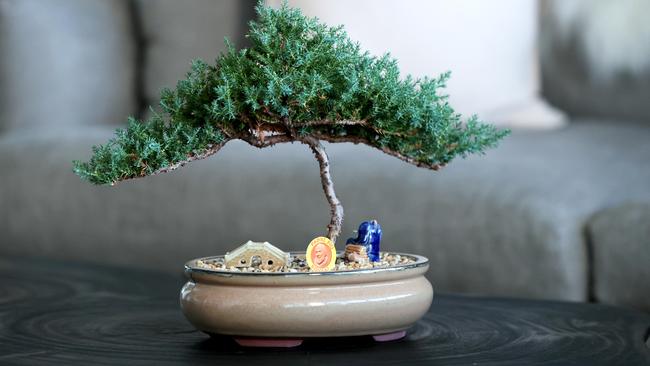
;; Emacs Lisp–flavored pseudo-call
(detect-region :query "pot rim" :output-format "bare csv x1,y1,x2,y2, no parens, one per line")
185,251,428,278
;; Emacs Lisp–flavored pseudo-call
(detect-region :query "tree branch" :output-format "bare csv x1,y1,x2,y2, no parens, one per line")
242,133,293,148
111,120,442,187
299,135,344,243
113,140,231,185
298,119,368,127
311,132,443,171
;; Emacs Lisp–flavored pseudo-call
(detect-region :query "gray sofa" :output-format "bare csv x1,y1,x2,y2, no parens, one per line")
1,0,649,312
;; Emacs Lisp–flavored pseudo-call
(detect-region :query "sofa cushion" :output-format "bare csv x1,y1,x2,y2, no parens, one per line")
1,121,649,303
0,0,137,132
540,1,650,122
589,203,650,312
136,0,254,116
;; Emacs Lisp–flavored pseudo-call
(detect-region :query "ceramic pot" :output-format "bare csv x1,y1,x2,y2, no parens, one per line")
180,252,433,340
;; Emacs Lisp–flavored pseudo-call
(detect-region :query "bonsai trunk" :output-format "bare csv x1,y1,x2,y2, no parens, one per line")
301,136,344,243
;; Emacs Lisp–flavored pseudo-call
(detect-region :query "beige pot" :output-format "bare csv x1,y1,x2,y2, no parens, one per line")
180,252,433,341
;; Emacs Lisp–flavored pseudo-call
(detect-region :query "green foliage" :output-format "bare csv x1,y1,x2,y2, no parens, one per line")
74,2,508,185
73,114,225,184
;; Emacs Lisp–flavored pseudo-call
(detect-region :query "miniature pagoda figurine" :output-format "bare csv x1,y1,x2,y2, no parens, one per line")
346,220,382,262
225,241,289,269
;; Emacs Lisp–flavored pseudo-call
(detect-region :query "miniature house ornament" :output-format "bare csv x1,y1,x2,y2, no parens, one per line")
225,241,289,269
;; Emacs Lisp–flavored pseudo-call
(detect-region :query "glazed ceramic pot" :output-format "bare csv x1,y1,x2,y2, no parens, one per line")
180,252,433,342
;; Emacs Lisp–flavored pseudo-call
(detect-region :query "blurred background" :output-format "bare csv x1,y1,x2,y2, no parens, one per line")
1,0,648,311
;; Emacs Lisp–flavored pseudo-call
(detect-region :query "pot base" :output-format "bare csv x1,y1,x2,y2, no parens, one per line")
217,331,407,348
372,330,407,342
233,337,304,348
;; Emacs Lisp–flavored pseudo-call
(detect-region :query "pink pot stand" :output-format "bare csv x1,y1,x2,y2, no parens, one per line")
232,330,407,348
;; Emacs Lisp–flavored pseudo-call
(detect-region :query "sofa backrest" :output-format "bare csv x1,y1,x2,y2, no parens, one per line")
136,0,253,118
0,0,253,135
4,0,648,135
0,0,136,133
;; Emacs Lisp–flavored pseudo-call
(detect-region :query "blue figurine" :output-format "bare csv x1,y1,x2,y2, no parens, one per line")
346,220,382,262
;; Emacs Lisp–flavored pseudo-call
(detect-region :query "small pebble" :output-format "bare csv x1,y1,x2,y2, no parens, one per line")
196,251,416,273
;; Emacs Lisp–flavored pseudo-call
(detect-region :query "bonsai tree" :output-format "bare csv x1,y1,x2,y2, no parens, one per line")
74,3,508,243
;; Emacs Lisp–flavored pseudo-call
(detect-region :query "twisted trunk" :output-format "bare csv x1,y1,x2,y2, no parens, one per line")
300,136,344,243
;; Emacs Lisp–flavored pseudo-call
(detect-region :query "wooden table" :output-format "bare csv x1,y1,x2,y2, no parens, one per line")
0,256,649,365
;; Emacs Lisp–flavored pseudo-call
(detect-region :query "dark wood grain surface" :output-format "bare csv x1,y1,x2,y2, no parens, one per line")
0,256,648,366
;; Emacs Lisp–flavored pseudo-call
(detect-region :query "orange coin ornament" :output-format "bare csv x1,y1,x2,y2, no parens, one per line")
306,237,337,271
